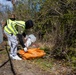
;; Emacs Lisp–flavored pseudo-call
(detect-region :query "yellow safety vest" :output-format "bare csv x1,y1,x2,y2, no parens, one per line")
4,20,25,35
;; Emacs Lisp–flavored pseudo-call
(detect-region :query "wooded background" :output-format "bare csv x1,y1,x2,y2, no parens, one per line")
0,0,76,72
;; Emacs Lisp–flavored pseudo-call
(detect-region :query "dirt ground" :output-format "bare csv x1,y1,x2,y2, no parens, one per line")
0,49,51,75
0,49,73,75
0,60,51,75
0,42,73,75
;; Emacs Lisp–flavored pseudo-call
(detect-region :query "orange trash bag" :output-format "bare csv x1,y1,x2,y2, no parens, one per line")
18,48,46,60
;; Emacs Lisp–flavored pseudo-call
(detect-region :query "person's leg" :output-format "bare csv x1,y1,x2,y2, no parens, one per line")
4,31,22,60
4,31,12,49
9,35,21,60
4,31,18,56
24,37,32,47
10,34,18,56
24,34,36,47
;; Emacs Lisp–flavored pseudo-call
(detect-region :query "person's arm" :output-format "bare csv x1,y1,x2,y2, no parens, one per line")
22,32,26,37
14,21,25,35
16,34,25,48
2,22,7,29
17,34,28,52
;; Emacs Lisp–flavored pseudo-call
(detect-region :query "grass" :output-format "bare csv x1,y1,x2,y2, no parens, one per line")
0,50,7,54
28,46,54,72
28,57,53,73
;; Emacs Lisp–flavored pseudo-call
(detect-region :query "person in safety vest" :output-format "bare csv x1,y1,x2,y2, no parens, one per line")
4,19,34,60
4,14,16,26
2,14,16,39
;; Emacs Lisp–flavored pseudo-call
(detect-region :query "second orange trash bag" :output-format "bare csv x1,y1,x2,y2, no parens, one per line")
18,48,46,59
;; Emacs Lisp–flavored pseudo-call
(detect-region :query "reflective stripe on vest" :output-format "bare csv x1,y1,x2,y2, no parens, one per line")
4,19,14,34
7,19,13,25
4,20,25,35
15,21,25,28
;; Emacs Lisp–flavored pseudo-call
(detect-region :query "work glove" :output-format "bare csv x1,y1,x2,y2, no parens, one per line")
24,47,28,52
